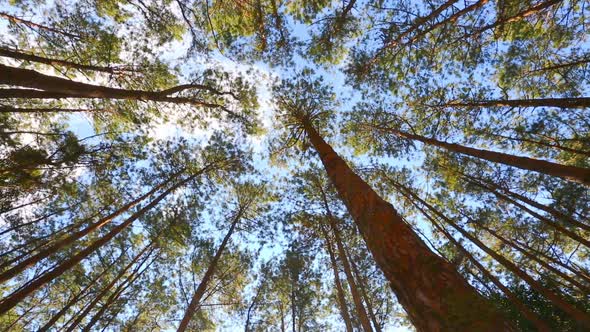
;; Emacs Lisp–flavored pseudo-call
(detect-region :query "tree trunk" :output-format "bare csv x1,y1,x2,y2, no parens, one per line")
318,221,354,332
302,121,510,331
461,174,590,248
0,64,227,110
177,210,242,332
461,172,590,232
440,97,590,109
0,105,106,113
0,171,181,284
378,126,590,185
63,245,153,332
38,254,122,331
390,178,590,326
403,191,552,331
0,12,82,39
0,169,203,315
0,48,130,74
316,181,373,332
468,0,562,38
80,253,154,332
348,254,383,332
479,224,590,294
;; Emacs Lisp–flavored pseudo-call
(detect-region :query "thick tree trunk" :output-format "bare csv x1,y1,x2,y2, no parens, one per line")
440,97,590,109
392,179,590,326
0,64,226,110
0,169,203,315
302,121,510,331
379,126,590,185
318,221,354,332
402,192,552,331
177,211,242,332
0,171,181,284
316,182,373,332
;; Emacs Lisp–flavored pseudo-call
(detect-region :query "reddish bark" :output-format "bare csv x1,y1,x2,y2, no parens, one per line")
303,121,510,331
393,179,590,326
403,193,551,331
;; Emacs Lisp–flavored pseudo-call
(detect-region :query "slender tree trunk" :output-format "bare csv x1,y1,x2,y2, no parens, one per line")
0,12,82,39
461,174,590,248
0,169,203,315
402,190,552,331
370,0,486,65
81,254,154,332
0,105,106,114
38,254,121,331
487,132,590,157
244,284,263,332
468,0,562,38
439,97,590,109
0,48,130,74
348,254,383,332
291,283,296,332
318,222,354,332
389,177,590,326
316,181,373,331
460,172,589,232
0,170,182,284
302,121,510,331
63,245,153,332
514,240,590,284
480,224,590,294
377,126,590,185
177,210,242,332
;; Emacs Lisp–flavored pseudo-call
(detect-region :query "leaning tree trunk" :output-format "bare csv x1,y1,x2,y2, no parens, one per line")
177,211,242,332
63,244,153,332
391,178,590,327
302,121,511,331
0,170,181,284
404,194,552,332
0,169,203,315
440,97,590,109
349,253,383,332
378,126,590,186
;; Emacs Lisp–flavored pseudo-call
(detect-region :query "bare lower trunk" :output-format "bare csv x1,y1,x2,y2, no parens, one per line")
303,121,510,331
317,184,373,332
64,245,153,332
403,192,551,331
390,178,590,326
349,255,383,332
